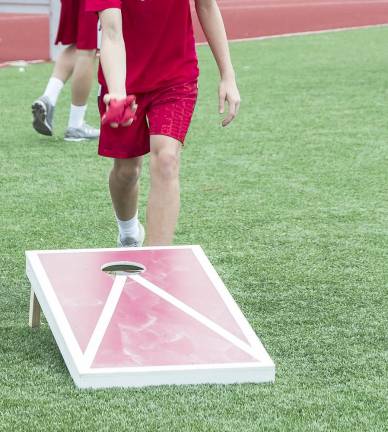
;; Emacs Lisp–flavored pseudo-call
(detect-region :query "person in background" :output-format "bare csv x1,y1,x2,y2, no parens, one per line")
32,0,100,141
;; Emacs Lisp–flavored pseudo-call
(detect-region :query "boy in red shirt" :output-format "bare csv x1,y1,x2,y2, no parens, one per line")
32,0,100,141
86,0,241,246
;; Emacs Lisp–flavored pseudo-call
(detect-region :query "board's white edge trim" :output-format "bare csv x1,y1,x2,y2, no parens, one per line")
192,246,275,366
26,252,88,375
86,361,271,374
26,245,197,255
77,363,275,389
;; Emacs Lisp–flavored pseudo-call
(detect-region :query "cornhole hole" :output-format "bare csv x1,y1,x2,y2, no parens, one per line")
26,246,275,388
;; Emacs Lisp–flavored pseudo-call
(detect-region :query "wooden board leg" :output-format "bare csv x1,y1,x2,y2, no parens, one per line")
29,288,41,328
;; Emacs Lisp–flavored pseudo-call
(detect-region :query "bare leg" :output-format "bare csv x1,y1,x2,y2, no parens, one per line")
146,135,181,246
51,44,77,84
109,157,143,221
71,49,96,106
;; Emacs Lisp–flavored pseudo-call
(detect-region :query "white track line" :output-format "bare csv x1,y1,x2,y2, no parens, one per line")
227,24,388,43
131,274,260,360
83,275,127,368
196,24,388,46
216,0,388,4
218,1,388,9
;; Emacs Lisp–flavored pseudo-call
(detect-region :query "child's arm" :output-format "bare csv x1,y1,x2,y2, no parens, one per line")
195,0,241,127
99,8,127,100
99,8,136,127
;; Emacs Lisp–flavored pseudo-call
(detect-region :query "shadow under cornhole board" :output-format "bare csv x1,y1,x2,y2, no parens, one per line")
26,245,275,388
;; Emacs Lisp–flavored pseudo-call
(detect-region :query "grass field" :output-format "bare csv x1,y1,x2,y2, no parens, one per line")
0,27,387,431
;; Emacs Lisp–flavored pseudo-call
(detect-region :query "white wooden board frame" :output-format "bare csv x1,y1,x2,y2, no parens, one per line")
26,245,275,389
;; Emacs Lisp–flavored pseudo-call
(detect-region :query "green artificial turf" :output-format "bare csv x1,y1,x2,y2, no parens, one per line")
0,27,387,431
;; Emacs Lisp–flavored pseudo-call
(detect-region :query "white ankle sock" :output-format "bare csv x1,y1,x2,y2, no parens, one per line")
68,104,87,128
43,77,64,106
116,212,139,240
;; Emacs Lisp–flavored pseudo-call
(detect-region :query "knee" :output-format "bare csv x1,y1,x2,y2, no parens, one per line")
76,49,96,59
152,149,180,181
65,44,76,53
112,162,141,187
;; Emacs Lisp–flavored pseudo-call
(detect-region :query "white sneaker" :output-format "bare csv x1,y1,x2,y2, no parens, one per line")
64,122,100,141
117,223,145,247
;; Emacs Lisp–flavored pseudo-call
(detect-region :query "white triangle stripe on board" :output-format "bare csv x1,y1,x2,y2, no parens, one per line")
131,275,260,360
83,274,260,368
83,275,127,368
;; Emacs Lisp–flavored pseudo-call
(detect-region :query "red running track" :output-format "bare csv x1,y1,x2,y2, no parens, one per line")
193,0,388,41
1,0,388,62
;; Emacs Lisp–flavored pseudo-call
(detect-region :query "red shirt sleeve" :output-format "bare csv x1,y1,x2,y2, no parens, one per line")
85,0,121,12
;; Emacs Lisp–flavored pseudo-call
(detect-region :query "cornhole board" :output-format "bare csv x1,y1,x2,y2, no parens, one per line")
26,245,275,388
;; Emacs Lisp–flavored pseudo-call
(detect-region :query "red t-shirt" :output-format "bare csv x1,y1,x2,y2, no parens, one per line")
86,0,199,93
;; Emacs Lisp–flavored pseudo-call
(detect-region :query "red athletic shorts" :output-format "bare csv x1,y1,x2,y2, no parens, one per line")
55,0,98,50
98,80,198,159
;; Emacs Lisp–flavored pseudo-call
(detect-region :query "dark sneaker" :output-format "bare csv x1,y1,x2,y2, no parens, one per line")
31,96,54,136
64,123,100,141
117,223,145,248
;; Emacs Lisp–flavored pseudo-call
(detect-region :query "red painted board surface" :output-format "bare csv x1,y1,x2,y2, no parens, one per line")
38,248,255,368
